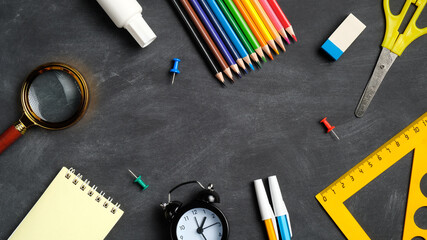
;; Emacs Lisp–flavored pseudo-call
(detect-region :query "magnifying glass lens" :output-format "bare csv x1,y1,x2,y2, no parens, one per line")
28,70,82,123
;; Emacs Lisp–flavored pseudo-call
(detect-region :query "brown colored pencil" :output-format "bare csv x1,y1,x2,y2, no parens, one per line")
170,0,225,84
180,0,234,80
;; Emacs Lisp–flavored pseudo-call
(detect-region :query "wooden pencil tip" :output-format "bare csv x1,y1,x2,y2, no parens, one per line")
292,35,297,42
278,42,286,52
268,53,274,60
224,68,233,80
274,49,280,55
216,72,225,84
279,29,290,44
249,63,255,71
262,56,267,62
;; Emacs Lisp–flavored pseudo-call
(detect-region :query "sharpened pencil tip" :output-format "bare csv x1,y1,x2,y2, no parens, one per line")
268,53,274,60
243,68,248,74
284,37,290,45
262,56,267,62
256,61,262,69
249,63,255,71
221,82,227,87
292,35,297,42
237,73,242,78
274,49,279,55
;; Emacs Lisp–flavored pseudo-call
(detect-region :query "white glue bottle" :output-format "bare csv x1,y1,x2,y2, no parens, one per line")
96,0,157,48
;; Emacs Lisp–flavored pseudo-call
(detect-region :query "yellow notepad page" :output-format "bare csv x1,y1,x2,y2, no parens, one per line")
9,167,124,240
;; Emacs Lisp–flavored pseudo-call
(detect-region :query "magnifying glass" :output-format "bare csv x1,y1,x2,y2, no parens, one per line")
0,63,89,154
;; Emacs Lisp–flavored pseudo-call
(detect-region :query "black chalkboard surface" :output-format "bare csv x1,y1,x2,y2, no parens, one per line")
1,0,426,239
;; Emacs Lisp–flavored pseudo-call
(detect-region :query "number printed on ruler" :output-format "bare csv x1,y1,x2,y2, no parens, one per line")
320,116,425,202
316,113,427,240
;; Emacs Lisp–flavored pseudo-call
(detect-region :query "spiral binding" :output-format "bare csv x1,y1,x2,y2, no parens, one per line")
65,167,121,214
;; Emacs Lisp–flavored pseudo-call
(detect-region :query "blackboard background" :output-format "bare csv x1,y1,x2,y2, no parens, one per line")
1,0,427,239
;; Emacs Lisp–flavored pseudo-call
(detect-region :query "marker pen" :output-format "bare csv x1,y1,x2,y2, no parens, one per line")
268,175,292,240
254,179,278,240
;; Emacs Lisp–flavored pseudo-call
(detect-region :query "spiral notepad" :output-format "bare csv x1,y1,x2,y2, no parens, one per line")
8,167,124,240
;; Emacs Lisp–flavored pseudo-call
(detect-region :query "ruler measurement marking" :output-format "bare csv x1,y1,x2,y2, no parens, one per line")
318,116,427,202
316,113,427,239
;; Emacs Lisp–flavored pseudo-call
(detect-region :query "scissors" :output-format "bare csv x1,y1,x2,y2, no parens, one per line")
355,0,427,118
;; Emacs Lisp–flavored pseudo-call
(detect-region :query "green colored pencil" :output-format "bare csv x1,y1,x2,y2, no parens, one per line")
223,0,266,62
215,0,261,67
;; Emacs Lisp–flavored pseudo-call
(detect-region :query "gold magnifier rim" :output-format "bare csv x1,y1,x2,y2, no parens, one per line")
20,62,89,130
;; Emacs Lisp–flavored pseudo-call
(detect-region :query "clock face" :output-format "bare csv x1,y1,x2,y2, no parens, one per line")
175,207,224,240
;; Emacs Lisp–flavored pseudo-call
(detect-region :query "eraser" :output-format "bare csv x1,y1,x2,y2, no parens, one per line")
321,13,366,60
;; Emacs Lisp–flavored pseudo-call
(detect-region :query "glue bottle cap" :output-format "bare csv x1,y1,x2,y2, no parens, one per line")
125,15,157,48
254,179,275,221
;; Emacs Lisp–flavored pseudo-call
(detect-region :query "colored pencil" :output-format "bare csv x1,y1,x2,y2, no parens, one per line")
239,0,279,54
197,0,248,73
170,0,225,84
189,0,242,76
205,0,254,69
257,0,290,44
223,0,267,62
179,0,234,80
266,0,296,41
232,0,276,58
216,0,261,68
249,0,285,51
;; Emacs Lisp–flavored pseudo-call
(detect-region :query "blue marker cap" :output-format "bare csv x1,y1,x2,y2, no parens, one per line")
268,175,292,240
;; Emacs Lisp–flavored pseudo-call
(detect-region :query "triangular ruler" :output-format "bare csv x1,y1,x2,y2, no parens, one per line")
316,113,427,239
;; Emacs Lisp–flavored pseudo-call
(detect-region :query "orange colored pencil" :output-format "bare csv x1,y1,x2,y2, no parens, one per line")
240,0,280,54
233,0,276,59
250,0,285,51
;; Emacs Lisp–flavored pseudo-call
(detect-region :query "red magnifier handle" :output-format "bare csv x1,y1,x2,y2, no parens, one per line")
0,125,23,155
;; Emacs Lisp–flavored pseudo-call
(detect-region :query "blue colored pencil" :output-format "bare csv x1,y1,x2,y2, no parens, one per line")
197,0,248,73
205,0,254,69
189,0,241,76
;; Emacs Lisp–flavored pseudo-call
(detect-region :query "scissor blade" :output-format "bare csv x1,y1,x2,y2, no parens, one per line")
355,48,398,118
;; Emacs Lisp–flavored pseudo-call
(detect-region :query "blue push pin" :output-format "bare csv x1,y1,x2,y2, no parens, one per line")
170,58,181,84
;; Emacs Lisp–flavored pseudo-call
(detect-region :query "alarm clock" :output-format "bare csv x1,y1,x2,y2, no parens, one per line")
160,181,229,240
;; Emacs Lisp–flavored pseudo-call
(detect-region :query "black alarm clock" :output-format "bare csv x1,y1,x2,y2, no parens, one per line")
160,181,229,240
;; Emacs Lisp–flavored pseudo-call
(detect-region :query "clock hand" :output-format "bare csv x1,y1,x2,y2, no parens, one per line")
203,222,220,230
200,217,207,228
201,233,207,240
195,217,208,240
194,217,200,228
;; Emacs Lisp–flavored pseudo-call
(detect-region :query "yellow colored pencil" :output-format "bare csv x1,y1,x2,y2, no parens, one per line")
239,0,280,54
250,0,285,51
233,0,277,58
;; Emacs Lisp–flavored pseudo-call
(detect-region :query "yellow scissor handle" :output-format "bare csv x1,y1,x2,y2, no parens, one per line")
382,0,427,56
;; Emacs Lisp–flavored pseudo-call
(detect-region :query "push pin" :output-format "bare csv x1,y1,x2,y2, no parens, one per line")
320,117,340,140
128,169,149,191
170,58,181,84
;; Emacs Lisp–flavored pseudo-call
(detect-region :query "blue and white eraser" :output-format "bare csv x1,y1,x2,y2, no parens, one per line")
321,13,366,60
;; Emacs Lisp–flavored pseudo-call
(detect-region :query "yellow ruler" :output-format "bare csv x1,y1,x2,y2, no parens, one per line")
316,112,427,239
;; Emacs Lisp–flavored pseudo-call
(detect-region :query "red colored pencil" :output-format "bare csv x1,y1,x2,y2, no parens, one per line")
266,0,297,41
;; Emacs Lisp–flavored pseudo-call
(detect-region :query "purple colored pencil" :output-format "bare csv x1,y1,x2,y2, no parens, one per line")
189,0,241,76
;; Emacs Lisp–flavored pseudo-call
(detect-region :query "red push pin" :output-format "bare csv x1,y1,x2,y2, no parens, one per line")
320,117,340,140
